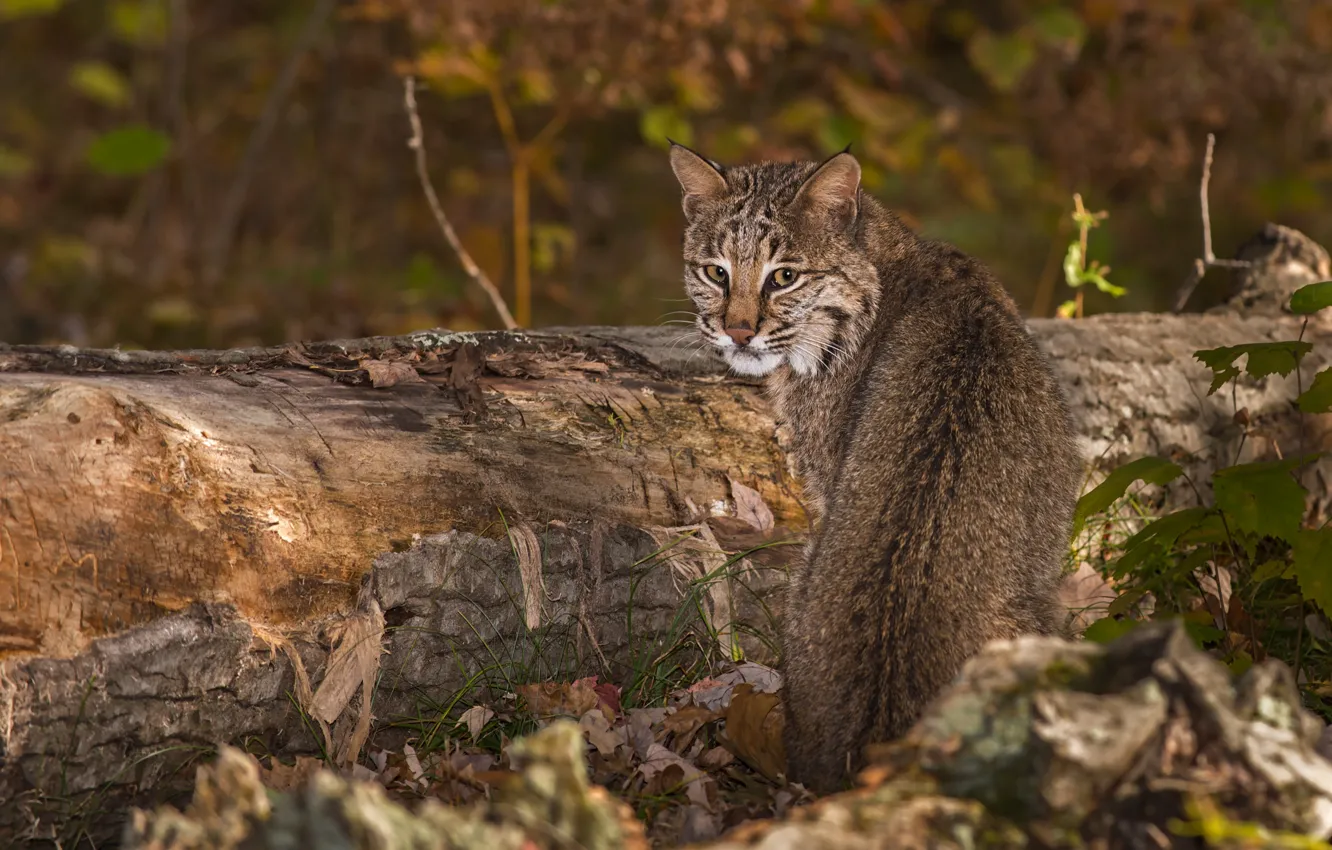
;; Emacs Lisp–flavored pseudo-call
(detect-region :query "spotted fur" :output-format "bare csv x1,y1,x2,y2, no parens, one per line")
669,144,1081,792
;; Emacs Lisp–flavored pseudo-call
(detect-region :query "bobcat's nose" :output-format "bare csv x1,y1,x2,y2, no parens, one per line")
725,322,755,346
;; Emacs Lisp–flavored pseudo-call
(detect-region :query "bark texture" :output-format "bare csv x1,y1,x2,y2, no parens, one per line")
2,313,1331,846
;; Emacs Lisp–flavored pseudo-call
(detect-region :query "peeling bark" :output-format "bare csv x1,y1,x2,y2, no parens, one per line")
1,314,1331,845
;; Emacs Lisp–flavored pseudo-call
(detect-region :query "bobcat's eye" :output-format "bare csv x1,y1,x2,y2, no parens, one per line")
702,265,729,286
768,268,798,289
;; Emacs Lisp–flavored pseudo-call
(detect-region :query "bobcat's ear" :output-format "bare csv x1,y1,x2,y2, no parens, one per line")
669,142,726,219
793,151,861,230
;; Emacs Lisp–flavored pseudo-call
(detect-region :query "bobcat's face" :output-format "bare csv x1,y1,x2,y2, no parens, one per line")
669,146,878,378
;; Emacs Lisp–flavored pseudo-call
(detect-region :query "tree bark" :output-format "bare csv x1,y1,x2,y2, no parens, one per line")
1,314,1330,845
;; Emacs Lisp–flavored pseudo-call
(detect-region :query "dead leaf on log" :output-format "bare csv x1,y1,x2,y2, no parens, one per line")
310,599,386,766
729,478,774,532
509,523,545,630
449,342,487,418
359,358,425,388
719,682,786,783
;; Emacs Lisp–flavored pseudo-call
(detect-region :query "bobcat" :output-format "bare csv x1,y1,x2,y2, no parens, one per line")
668,144,1080,792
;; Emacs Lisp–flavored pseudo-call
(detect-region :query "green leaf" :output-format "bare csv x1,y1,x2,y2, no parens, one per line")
1251,559,1289,586
639,106,692,149
966,30,1036,93
1106,586,1148,618
110,0,167,46
1028,7,1087,54
1212,458,1310,541
1055,300,1077,318
1292,527,1332,620
1062,242,1083,289
1111,506,1212,578
86,125,171,176
1083,616,1138,644
0,144,34,179
1086,270,1126,298
0,0,62,20
69,61,131,108
1073,456,1184,537
1289,280,1332,315
1194,341,1314,395
1298,367,1332,414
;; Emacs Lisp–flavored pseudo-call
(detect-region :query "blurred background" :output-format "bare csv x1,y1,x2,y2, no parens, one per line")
1,0,1330,349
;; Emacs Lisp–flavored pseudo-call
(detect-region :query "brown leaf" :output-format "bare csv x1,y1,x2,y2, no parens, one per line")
729,478,774,532
457,704,495,741
361,358,426,388
637,742,715,809
518,679,599,719
310,600,386,767
697,745,735,771
663,705,720,755
720,683,786,783
580,708,627,757
257,755,325,792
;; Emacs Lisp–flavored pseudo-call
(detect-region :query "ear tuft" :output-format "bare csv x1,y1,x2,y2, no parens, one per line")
793,152,861,229
669,144,727,219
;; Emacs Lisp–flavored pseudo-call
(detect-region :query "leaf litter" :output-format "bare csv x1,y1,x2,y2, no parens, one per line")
250,661,809,846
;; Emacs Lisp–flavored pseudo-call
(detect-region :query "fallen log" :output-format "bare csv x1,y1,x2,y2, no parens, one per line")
2,309,1331,846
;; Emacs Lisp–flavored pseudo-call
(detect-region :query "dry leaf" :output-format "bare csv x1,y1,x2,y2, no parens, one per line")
628,707,667,758
509,523,545,630
361,358,426,388
720,683,786,783
664,705,720,755
257,755,325,792
310,600,385,766
457,704,496,741
697,746,735,771
1194,563,1234,631
518,679,599,719
1059,562,1118,633
580,708,627,757
637,742,715,809
729,478,774,532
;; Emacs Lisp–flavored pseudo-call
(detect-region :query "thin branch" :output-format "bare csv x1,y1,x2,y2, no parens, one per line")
1172,134,1252,313
201,0,337,291
403,77,518,331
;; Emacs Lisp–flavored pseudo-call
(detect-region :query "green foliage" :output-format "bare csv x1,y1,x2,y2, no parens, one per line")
639,105,692,149
1212,458,1311,541
1194,342,1314,394
69,61,131,108
1298,368,1332,413
86,124,171,176
1289,280,1332,315
966,30,1036,93
1077,279,1332,716
1072,456,1182,538
0,144,34,179
1058,195,1124,318
0,0,62,20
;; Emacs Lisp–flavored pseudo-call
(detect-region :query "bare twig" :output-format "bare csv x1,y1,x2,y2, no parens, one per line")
1172,134,1251,313
403,77,518,331
201,0,337,291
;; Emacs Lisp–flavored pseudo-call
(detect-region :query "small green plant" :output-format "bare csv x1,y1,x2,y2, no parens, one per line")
1057,194,1126,319
1075,279,1332,711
